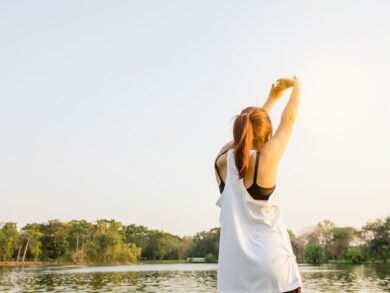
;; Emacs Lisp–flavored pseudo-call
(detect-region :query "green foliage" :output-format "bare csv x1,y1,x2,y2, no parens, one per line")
205,253,217,263
329,227,356,260
295,217,389,264
287,229,296,242
345,247,365,264
125,224,150,252
39,219,69,260
141,230,169,260
126,225,190,261
0,216,388,265
84,219,141,264
21,223,44,261
361,217,390,263
0,222,19,261
66,220,92,253
115,243,142,263
304,243,322,264
189,227,220,259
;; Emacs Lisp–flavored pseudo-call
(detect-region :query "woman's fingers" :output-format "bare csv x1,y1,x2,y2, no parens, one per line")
276,76,297,82
272,76,298,92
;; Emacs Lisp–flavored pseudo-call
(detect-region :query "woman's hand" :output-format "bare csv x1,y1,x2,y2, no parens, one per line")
268,76,300,101
262,76,300,114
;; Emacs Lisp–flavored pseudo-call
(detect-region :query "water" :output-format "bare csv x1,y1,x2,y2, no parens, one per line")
0,263,389,292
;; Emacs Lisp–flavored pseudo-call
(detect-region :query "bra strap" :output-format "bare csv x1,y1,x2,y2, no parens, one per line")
253,151,260,185
214,149,229,183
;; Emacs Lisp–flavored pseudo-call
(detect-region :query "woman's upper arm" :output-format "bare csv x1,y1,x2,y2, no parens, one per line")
263,117,296,165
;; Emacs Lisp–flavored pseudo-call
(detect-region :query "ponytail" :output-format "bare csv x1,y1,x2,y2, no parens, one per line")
233,111,253,179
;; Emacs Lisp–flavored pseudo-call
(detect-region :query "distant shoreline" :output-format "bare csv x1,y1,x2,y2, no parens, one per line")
1,259,386,267
0,261,71,267
0,259,190,267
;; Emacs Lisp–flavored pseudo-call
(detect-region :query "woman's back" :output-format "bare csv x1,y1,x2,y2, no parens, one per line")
215,145,278,196
216,149,303,292
214,76,303,292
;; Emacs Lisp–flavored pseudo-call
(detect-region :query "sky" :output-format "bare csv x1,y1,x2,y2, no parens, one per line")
1,1,389,237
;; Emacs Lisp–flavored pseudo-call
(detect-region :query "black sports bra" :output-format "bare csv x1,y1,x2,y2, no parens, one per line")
214,149,276,200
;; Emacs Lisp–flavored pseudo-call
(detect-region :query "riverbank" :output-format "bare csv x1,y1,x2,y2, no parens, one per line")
0,259,189,267
0,261,73,267
2,259,386,267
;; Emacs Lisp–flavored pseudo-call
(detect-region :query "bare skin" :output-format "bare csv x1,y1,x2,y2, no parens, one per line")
215,76,301,190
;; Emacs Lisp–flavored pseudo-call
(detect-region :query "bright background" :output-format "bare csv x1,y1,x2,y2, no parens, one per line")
1,1,389,237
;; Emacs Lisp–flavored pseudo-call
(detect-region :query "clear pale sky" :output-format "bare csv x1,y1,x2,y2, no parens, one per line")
1,1,389,237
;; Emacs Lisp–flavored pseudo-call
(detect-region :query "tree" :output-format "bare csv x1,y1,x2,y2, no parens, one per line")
66,220,92,262
288,229,300,256
205,252,217,263
315,220,336,260
142,230,169,260
84,219,141,264
19,223,43,262
125,224,150,250
189,227,220,259
177,236,193,260
345,247,365,264
0,222,19,261
361,216,390,263
304,243,321,264
329,227,356,260
39,219,69,260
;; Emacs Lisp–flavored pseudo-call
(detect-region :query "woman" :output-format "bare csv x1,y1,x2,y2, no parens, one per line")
214,76,303,293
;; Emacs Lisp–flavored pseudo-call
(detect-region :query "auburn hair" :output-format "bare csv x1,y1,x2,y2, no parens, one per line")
232,106,273,179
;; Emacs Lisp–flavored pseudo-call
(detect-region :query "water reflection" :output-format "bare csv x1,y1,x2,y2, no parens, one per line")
0,263,388,292
300,263,390,293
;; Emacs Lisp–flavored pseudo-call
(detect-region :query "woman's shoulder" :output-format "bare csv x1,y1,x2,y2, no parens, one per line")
215,147,231,167
215,142,235,171
216,141,234,157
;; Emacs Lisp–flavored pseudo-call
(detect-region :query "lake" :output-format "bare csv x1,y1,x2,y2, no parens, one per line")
0,263,389,292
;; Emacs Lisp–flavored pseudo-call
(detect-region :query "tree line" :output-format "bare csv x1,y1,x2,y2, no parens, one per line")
291,216,389,264
0,216,388,265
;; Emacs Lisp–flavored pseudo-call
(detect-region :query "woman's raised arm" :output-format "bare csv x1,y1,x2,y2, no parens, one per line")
263,76,301,164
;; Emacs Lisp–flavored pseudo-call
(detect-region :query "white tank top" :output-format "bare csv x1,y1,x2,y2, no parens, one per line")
216,149,303,292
